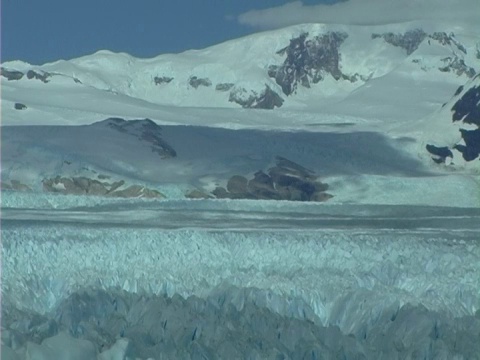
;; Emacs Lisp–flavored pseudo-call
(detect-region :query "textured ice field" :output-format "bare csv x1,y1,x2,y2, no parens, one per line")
2,194,480,359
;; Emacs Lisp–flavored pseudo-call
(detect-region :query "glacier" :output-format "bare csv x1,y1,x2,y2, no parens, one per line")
2,193,480,359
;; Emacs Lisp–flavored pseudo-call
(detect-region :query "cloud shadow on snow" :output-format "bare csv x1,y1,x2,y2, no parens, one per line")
160,125,430,178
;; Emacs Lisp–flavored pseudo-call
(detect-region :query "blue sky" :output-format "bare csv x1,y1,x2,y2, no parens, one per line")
1,0,336,64
3,0,469,65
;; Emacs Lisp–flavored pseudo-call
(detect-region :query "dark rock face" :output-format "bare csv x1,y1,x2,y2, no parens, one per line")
1,67,24,81
452,78,480,161
154,76,174,85
226,175,248,194
269,32,349,96
454,129,480,161
427,75,480,163
430,32,467,54
26,70,51,83
439,57,476,78
14,103,27,110
188,76,212,88
215,82,234,91
229,85,284,109
185,189,212,199
451,79,480,126
374,30,476,78
372,29,427,55
104,118,177,158
213,156,331,201
426,145,453,164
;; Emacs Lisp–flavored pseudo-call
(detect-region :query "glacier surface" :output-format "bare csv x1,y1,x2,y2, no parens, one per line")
2,194,480,359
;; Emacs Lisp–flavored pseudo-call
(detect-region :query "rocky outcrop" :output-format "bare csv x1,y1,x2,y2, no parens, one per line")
42,176,164,198
14,103,27,110
430,32,467,54
427,74,480,164
1,67,24,81
104,118,176,158
439,57,476,78
185,189,213,199
188,76,212,88
154,76,174,85
212,157,332,201
215,82,234,91
26,70,51,83
373,30,476,78
229,85,284,109
268,32,349,96
372,29,427,55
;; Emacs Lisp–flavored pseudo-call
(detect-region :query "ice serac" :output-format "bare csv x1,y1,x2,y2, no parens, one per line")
425,73,480,167
3,287,479,360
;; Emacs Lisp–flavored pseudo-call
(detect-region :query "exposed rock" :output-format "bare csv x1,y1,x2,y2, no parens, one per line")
451,77,480,126
154,76,174,85
112,184,164,198
26,69,51,83
1,67,24,81
429,32,467,54
247,171,280,200
454,129,480,161
227,175,248,194
229,85,284,109
212,157,331,201
185,189,213,199
104,118,176,158
42,176,165,198
438,57,476,78
427,74,480,164
372,29,427,55
215,82,234,91
212,186,229,199
269,32,349,96
188,76,212,88
14,102,27,110
426,144,453,164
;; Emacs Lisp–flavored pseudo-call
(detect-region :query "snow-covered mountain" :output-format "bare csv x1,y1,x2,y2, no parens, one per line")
2,21,480,180
2,21,479,114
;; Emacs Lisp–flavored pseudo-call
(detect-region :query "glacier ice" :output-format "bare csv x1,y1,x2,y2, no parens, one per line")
2,196,480,358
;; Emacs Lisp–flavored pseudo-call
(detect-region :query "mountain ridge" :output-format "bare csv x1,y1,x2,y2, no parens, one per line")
2,21,479,111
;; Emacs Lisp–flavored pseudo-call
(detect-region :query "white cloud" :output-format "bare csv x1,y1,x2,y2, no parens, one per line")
237,0,478,29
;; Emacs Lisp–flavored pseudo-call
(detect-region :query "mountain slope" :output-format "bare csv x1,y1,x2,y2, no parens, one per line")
2,21,479,119
422,73,480,170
